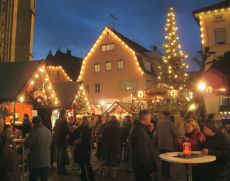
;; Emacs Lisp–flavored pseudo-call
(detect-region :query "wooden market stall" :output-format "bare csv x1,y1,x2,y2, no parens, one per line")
0,61,59,124
51,81,91,127
104,102,137,120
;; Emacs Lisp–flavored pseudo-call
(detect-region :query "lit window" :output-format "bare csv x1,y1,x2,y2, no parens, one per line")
94,64,100,72
213,14,224,23
102,43,115,52
106,62,112,71
215,28,226,45
95,83,100,93
119,80,138,91
117,60,124,69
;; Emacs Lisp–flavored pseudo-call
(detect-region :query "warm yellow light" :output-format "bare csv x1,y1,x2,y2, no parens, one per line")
197,81,207,92
188,103,197,111
19,96,24,103
35,74,39,78
39,67,45,73
30,80,34,85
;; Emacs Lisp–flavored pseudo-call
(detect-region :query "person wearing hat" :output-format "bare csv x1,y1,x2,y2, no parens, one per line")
24,116,52,181
200,120,230,181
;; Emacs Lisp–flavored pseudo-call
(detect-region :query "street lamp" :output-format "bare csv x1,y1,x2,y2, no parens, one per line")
197,81,207,92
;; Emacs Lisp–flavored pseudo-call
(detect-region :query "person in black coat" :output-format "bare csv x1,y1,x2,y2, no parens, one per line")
102,115,121,167
53,109,70,175
130,109,158,181
121,115,132,162
70,116,95,181
199,120,230,181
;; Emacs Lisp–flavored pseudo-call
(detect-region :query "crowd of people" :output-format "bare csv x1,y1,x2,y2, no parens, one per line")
0,109,230,181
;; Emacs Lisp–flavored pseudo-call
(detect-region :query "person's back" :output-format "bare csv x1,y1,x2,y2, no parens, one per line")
25,123,52,168
103,119,121,153
157,111,177,179
54,118,69,145
158,117,177,151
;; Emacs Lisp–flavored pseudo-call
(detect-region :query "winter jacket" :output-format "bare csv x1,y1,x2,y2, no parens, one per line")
178,129,205,151
24,124,52,168
204,132,230,181
102,120,121,156
130,122,158,176
71,125,92,164
53,118,69,146
157,118,178,151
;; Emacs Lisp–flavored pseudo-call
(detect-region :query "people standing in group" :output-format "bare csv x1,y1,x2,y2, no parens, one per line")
157,111,178,180
70,116,95,181
130,109,158,181
0,118,21,181
12,113,31,138
102,115,121,178
24,116,52,181
198,120,230,181
53,109,70,175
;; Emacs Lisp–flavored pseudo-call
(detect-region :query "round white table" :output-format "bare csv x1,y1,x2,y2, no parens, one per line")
159,152,216,181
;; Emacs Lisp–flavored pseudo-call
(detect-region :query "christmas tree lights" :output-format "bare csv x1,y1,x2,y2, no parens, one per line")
160,7,189,90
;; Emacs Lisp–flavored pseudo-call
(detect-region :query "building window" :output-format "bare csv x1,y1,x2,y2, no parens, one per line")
95,83,100,93
144,61,151,72
215,28,226,45
119,80,138,91
105,62,112,71
94,64,100,72
213,14,225,23
146,80,152,89
102,43,115,52
117,60,124,69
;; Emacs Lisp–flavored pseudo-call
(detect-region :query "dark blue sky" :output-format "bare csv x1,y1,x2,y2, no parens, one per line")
33,0,220,70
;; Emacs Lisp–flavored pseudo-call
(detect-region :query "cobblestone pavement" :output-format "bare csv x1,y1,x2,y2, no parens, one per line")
21,150,187,181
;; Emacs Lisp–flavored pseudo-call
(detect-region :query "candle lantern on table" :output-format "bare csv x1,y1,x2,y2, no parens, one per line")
183,142,191,156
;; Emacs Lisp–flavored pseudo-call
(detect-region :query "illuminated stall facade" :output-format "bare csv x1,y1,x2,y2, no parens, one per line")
0,61,59,123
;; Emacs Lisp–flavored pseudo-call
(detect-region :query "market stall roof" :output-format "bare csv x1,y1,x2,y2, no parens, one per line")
105,102,137,114
0,61,43,101
53,81,87,108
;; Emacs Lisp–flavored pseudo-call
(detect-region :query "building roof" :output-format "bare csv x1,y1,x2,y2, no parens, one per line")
107,27,149,54
193,0,230,15
53,81,81,108
0,61,43,101
107,27,158,75
45,50,82,81
105,101,137,114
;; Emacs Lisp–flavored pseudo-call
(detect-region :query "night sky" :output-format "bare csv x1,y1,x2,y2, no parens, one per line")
33,0,220,70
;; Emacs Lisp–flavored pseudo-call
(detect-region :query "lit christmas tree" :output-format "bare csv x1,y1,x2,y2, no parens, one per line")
159,7,189,90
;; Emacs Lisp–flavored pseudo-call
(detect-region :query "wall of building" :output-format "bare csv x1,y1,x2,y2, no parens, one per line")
199,10,230,63
0,0,35,62
81,30,152,106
